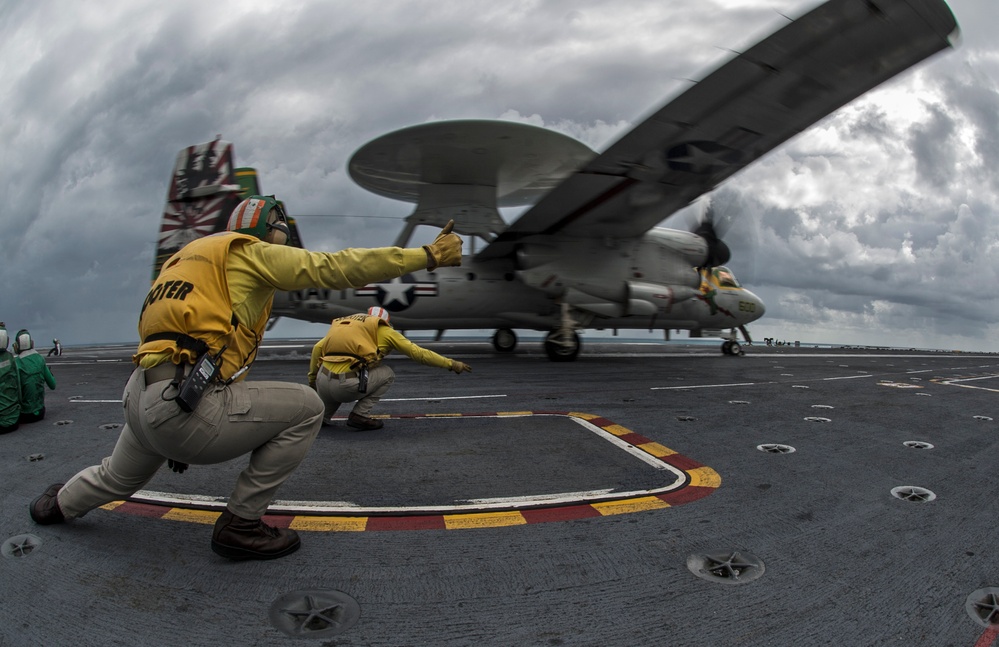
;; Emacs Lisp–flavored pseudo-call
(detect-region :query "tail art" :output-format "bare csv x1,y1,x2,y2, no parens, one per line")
153,138,302,280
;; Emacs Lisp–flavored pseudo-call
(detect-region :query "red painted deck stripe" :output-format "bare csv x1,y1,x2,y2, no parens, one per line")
662,453,704,471
974,625,999,647
659,485,715,506
522,504,603,524
261,514,292,528
366,515,447,531
617,432,652,445
115,501,170,518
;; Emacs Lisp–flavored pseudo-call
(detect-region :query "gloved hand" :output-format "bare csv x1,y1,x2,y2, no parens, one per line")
167,459,188,474
450,360,471,374
423,220,462,271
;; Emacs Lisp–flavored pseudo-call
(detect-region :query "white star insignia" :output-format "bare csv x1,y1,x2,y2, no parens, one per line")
379,277,413,307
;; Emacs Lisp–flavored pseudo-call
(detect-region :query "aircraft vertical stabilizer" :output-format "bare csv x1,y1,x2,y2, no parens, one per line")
153,139,243,279
152,140,308,281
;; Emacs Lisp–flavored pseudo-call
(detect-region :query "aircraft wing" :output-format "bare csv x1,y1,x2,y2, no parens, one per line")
476,0,957,260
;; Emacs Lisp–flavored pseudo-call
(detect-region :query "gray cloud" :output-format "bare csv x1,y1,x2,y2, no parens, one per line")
1,0,996,351
909,102,959,189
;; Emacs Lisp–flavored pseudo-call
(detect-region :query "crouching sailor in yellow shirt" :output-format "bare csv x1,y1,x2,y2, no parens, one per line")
308,307,471,430
29,195,463,561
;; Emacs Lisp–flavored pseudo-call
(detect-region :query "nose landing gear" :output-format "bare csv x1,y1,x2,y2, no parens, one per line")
544,329,581,362
718,326,751,356
543,302,583,361
721,340,743,356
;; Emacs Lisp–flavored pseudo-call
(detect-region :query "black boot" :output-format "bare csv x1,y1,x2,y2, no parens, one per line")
347,412,384,431
30,483,66,525
211,510,300,561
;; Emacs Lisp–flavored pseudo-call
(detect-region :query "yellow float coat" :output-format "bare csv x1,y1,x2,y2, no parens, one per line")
135,233,430,382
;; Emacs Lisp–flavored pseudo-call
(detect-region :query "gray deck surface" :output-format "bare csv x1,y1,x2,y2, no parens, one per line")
2,339,998,646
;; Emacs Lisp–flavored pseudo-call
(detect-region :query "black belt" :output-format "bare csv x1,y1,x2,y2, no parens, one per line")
143,362,190,385
320,365,356,379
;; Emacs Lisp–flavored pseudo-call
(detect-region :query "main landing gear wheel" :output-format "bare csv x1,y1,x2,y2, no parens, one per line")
722,340,744,356
544,329,581,362
492,328,517,353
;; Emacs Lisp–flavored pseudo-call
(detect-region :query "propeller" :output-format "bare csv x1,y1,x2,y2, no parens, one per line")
692,196,731,268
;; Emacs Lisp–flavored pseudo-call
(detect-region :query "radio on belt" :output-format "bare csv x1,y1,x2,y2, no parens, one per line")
176,346,224,412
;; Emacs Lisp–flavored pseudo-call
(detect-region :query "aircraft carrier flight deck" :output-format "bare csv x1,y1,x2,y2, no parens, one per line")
2,339,998,646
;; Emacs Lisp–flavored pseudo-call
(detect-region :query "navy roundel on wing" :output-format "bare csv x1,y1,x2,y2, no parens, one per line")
664,141,745,175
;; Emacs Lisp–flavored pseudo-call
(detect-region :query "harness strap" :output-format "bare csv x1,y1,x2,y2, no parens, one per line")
142,332,210,357
334,352,370,370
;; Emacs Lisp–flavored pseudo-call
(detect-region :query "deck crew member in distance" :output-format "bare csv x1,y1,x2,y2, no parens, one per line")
309,306,471,430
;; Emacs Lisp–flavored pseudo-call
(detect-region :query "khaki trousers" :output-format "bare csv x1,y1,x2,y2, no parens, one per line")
316,364,394,418
57,367,324,520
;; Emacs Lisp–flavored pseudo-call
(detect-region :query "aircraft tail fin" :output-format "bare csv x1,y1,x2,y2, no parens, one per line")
153,139,303,280
153,139,243,279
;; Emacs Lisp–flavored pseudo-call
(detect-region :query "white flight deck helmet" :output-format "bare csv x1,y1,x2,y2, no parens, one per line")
367,307,390,324
0,325,7,351
13,329,33,354
227,195,291,244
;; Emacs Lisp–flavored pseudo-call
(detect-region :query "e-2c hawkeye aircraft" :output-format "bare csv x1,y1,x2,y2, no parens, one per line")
151,0,957,361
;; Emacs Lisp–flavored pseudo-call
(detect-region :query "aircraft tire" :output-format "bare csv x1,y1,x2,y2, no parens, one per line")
544,330,580,362
492,328,517,353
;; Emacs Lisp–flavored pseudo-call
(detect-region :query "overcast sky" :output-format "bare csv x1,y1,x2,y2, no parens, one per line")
2,0,996,352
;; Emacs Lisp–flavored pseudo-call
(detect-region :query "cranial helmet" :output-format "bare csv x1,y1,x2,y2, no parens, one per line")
227,195,290,242
367,307,390,323
13,329,32,353
0,327,7,350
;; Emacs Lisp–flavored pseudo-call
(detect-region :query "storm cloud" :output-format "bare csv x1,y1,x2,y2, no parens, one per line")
1,0,996,351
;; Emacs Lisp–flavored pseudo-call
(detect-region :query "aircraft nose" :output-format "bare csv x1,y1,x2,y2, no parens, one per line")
741,289,765,321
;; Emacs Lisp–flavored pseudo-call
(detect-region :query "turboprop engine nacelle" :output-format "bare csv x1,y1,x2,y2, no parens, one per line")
561,281,701,317
515,232,709,302
644,228,712,268
627,281,701,314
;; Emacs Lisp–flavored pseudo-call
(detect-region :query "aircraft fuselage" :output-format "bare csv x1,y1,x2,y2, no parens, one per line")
272,228,765,338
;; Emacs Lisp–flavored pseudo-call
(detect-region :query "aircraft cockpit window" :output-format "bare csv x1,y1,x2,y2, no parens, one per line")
713,267,741,288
